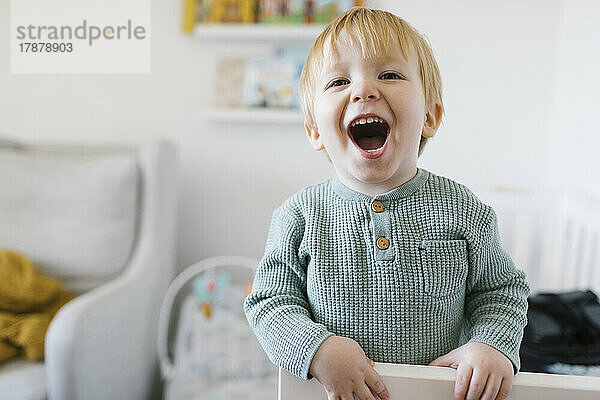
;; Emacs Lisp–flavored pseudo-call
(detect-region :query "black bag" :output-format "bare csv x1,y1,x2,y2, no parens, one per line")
519,290,600,374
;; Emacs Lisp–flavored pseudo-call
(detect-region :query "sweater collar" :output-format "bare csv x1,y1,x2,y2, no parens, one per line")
331,168,429,202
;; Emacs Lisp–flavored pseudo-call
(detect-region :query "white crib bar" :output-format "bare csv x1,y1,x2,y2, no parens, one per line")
474,187,600,295
278,364,600,400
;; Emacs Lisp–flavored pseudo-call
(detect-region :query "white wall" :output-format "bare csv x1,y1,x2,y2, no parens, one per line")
0,0,208,143
1,0,598,272
372,0,559,192
544,0,600,195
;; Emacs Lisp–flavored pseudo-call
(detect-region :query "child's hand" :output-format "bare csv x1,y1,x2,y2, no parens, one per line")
309,335,390,400
428,342,514,400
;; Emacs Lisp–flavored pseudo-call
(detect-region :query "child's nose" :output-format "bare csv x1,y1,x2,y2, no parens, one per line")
351,81,379,103
352,93,378,102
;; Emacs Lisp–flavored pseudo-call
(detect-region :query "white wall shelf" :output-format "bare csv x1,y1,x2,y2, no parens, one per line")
192,23,325,41
199,107,304,124
193,24,316,126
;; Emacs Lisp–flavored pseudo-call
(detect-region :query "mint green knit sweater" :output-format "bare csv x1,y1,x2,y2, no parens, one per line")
244,168,530,380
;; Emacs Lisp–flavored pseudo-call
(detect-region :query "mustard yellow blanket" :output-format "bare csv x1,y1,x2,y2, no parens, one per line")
0,250,74,363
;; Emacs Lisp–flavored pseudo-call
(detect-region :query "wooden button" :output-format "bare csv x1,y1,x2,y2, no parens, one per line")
371,201,384,213
376,236,390,250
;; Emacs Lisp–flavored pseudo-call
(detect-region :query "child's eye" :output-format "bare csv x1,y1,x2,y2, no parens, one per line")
328,78,349,88
379,72,402,80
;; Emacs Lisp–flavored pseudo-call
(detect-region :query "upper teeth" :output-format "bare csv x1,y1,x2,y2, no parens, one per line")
351,117,385,127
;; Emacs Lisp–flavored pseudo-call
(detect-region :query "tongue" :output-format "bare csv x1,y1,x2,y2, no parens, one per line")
357,135,386,150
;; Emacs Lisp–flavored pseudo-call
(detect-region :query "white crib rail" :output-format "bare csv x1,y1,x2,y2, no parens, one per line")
544,191,600,292
474,187,600,294
279,364,600,400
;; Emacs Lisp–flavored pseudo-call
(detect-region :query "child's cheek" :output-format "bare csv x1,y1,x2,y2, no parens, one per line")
314,100,345,138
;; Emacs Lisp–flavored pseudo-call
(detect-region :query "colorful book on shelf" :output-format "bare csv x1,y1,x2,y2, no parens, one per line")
260,0,363,24
183,0,255,28
241,46,308,109
242,57,297,109
208,0,255,23
312,0,356,24
216,57,246,108
183,0,196,32
183,0,213,31
258,0,305,24
183,0,367,30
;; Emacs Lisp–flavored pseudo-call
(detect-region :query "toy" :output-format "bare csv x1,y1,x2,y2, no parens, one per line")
193,272,229,319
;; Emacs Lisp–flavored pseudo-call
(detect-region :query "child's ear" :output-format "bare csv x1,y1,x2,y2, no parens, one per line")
305,121,324,151
422,103,443,139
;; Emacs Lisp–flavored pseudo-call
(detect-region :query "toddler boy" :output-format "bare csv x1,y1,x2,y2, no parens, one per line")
244,7,529,400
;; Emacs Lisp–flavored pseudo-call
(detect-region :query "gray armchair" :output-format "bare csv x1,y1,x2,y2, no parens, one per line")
0,139,177,400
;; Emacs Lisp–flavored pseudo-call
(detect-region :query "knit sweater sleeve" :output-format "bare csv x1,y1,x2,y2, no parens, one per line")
464,205,530,374
243,204,334,380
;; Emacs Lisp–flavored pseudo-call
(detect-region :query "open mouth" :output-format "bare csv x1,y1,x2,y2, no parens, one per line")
348,116,389,152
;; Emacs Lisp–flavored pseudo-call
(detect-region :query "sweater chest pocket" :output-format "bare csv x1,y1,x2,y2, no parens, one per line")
419,240,468,299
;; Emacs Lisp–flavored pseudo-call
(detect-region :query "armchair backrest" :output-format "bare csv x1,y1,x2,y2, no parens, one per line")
0,139,140,293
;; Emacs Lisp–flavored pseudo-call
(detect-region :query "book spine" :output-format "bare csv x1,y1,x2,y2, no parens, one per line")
183,0,196,33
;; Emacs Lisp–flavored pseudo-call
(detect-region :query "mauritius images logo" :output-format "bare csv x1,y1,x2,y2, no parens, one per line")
10,0,151,73
15,20,147,46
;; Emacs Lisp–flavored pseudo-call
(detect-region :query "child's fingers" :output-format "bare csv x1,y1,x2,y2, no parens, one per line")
354,383,377,400
364,368,389,400
496,376,513,400
453,363,473,400
464,369,488,400
339,391,354,400
480,373,501,400
325,389,345,400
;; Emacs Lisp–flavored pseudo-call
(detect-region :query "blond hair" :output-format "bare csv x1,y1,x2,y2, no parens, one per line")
299,7,443,155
